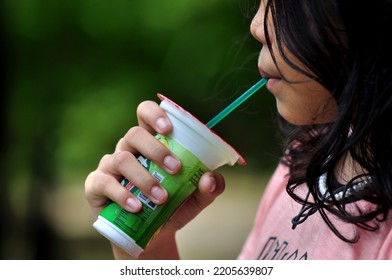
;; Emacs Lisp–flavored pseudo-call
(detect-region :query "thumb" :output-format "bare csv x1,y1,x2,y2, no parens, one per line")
192,171,226,210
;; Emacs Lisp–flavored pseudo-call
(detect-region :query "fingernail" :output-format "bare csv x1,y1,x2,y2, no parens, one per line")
125,197,141,211
209,175,217,193
163,155,180,172
151,186,166,202
156,117,170,131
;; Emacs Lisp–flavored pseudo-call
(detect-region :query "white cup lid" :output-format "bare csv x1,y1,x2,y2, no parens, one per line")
158,93,245,170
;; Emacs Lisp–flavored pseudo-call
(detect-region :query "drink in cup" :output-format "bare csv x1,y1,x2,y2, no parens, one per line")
93,94,244,257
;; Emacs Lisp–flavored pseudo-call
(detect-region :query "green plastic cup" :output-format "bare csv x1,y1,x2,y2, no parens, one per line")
93,94,244,257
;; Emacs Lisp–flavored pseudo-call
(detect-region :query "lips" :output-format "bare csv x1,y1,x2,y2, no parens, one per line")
258,66,279,79
257,65,282,93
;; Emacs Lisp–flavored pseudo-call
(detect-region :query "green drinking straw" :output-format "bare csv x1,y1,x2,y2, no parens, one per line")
206,77,268,128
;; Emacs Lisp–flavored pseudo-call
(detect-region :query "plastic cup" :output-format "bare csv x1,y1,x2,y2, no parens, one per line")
93,94,244,258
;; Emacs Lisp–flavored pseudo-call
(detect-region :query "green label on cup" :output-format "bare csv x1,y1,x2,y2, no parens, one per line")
98,134,209,249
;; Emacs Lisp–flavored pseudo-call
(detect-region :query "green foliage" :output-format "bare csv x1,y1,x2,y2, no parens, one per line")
2,0,281,259
5,0,279,179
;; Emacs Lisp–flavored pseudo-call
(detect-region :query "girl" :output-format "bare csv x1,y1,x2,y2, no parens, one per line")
85,0,392,259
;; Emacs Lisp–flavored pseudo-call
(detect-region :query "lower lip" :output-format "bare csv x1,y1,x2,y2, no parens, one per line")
266,78,281,91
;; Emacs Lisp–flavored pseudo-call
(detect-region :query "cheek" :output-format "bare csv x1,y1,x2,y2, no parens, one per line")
274,84,338,125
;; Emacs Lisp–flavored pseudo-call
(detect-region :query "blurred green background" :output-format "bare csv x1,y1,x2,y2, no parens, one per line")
1,0,283,259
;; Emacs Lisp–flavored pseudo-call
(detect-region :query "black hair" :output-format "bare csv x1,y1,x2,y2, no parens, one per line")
263,0,392,242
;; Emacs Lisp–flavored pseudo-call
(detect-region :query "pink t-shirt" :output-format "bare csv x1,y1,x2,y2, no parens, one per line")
238,163,392,260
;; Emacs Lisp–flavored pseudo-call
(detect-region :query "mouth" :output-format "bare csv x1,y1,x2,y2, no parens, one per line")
258,67,281,91
258,66,280,80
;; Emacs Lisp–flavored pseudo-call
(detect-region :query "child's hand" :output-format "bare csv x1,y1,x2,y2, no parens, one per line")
84,100,225,258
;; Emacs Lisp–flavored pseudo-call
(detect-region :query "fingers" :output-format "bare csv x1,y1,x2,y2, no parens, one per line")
136,101,172,135
109,102,181,206
85,99,226,233
97,150,171,205
85,100,180,217
84,168,142,218
111,126,181,205
115,126,181,175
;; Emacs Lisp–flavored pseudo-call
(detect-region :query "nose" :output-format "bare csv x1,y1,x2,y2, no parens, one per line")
250,7,265,44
